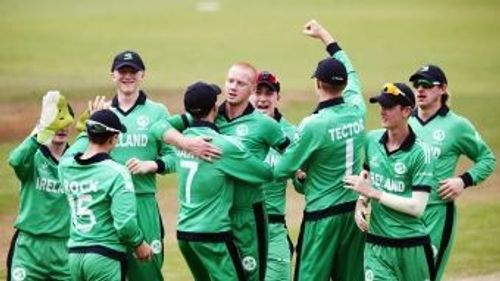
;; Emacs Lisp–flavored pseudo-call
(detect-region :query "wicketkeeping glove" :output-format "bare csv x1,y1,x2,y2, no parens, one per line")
32,91,74,144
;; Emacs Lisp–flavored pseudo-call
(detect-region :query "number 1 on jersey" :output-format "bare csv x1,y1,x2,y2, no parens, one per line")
345,138,354,176
180,160,199,204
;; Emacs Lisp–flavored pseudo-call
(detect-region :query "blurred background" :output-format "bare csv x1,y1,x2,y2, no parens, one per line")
1,0,499,279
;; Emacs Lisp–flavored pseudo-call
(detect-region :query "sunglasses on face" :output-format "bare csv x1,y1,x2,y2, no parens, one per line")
412,79,438,89
86,120,121,134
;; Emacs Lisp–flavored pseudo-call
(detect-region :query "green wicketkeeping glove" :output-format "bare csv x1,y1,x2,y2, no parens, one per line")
32,91,74,144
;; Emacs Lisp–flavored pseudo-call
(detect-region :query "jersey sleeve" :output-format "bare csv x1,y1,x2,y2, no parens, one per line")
455,118,496,187
8,136,40,182
155,106,178,174
274,117,322,180
217,137,273,185
327,43,366,115
109,168,144,247
265,118,290,153
412,141,435,192
63,132,89,160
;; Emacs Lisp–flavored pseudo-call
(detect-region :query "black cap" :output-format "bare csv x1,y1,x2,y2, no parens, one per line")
111,50,145,72
311,57,347,86
409,64,447,85
184,81,221,116
369,83,415,108
257,71,280,93
86,109,127,135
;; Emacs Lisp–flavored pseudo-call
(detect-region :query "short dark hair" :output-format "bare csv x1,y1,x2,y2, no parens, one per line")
88,132,116,145
318,80,346,94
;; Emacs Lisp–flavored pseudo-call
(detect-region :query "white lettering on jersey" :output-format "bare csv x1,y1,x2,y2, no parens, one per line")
117,134,149,147
36,177,64,193
370,172,405,193
328,119,364,141
63,180,99,195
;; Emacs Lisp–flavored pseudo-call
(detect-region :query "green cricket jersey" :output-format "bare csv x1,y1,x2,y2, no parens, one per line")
409,106,496,205
216,104,289,208
274,47,366,212
176,121,273,233
365,128,435,238
59,153,144,252
263,111,295,215
8,136,69,238
66,91,176,194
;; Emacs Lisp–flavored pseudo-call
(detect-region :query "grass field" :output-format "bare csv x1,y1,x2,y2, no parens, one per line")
1,0,499,279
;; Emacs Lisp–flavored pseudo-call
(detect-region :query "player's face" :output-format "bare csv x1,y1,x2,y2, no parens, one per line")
112,66,144,96
225,65,255,106
380,105,411,129
414,83,446,109
250,85,279,117
52,127,70,145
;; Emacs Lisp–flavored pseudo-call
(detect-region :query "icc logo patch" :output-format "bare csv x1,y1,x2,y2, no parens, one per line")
136,115,150,130
123,52,133,60
12,267,26,281
242,256,257,272
394,162,407,175
432,130,446,142
235,124,249,137
150,240,162,254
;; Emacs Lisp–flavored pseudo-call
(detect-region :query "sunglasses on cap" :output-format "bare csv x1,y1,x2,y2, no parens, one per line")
382,83,414,105
412,79,439,89
86,120,121,134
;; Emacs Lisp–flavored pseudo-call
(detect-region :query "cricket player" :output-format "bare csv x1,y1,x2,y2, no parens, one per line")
274,20,366,281
64,50,170,280
162,62,290,280
345,82,435,281
408,65,496,280
176,81,275,281
59,109,153,281
249,71,295,281
7,91,74,281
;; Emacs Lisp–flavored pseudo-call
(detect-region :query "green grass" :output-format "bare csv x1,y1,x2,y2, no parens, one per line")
1,0,500,279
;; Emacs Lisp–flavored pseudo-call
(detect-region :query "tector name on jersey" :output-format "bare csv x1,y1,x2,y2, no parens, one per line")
328,119,364,141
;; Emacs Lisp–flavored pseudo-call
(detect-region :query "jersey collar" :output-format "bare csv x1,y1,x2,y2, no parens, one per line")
192,120,220,133
379,125,417,155
112,90,148,116
218,101,255,122
40,144,70,165
411,105,450,126
74,152,111,165
313,97,344,114
273,109,283,122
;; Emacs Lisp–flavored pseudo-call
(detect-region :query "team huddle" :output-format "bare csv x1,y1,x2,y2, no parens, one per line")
6,19,496,281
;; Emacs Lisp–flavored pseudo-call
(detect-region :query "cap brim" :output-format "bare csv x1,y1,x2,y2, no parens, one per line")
257,81,278,92
209,84,222,95
113,62,143,71
409,72,438,83
369,94,397,108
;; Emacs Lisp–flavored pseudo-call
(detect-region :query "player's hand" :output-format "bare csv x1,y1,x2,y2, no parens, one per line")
438,177,465,201
344,171,380,199
89,96,111,114
182,136,222,162
295,169,307,181
126,158,158,175
354,198,369,232
134,241,153,261
303,19,335,46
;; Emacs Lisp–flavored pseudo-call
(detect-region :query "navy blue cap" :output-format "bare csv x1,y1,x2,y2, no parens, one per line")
311,57,347,86
409,64,447,85
111,50,145,72
369,83,415,108
257,71,280,93
184,81,221,115
86,109,127,135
